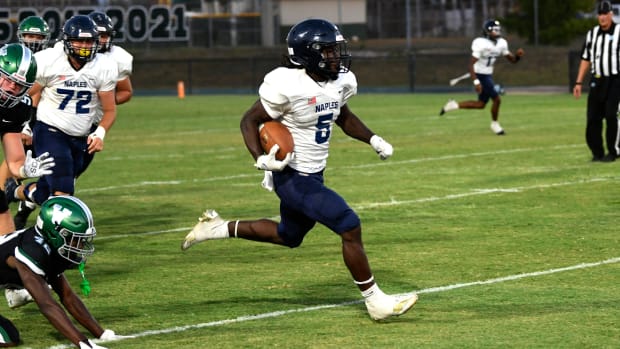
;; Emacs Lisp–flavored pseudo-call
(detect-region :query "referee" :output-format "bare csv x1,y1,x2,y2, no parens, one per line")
573,0,620,162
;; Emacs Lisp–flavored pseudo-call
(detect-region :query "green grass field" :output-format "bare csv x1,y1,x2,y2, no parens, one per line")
6,92,619,348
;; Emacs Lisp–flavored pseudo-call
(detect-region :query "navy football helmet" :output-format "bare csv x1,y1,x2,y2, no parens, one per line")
286,19,351,81
62,15,99,63
88,11,115,53
483,19,501,39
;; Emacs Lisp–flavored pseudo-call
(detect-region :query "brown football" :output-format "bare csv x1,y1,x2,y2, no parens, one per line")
259,121,294,160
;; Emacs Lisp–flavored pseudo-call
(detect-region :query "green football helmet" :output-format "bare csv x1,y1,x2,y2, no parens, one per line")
35,196,96,265
17,16,50,53
0,43,37,108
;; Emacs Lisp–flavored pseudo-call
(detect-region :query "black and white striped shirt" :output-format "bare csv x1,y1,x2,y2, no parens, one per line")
581,22,620,77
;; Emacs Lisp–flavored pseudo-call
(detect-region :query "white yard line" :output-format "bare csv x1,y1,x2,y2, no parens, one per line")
46,256,620,349
43,144,612,348
78,144,585,193
94,175,617,241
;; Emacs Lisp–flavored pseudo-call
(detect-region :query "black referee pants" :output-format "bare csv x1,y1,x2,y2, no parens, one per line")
586,76,620,158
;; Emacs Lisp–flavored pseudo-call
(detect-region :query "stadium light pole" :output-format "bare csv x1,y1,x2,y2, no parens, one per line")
534,0,539,46
406,0,411,50
261,0,275,47
415,0,421,38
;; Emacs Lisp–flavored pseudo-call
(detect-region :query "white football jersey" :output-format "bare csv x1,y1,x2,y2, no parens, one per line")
259,67,357,173
471,37,510,75
34,46,118,136
93,44,133,124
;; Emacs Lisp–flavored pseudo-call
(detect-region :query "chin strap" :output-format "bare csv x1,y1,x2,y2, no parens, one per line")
79,262,91,296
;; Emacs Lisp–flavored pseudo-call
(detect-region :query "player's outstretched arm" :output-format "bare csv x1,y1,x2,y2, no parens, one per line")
335,104,373,142
13,259,94,346
50,273,105,339
507,48,524,63
336,105,393,160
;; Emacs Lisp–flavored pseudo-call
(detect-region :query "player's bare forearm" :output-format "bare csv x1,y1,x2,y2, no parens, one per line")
336,105,374,143
98,89,117,132
17,262,90,345
241,99,273,160
115,78,133,105
508,48,524,63
469,56,478,81
51,274,105,339
573,60,591,99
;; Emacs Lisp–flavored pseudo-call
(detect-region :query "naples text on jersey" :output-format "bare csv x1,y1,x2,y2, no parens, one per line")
315,101,339,112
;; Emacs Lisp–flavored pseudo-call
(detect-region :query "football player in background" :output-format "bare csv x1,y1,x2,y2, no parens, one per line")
16,16,51,53
9,11,135,229
573,0,620,162
439,19,524,135
0,196,130,348
181,18,418,321
4,15,118,209
76,11,133,178
0,16,52,229
0,43,54,235
88,11,133,108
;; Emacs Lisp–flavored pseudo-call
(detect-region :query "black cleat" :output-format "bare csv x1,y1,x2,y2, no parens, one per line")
592,154,615,162
13,201,35,230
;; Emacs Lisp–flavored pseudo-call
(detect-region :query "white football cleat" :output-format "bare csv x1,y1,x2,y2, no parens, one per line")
365,292,418,320
490,121,505,135
5,288,34,309
439,99,459,115
181,209,229,250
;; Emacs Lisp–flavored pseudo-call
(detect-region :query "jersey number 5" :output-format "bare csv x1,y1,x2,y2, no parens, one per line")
315,113,332,144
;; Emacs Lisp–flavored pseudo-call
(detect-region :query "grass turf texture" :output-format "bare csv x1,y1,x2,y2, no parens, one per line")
5,92,619,348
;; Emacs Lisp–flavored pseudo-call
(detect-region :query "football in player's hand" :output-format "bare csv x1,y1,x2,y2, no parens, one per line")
259,121,294,160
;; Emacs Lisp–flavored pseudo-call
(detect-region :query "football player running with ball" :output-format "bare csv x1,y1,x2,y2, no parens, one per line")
439,19,524,135
182,18,417,321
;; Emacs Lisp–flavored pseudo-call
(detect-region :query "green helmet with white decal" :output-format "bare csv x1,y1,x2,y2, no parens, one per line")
0,43,37,108
36,196,96,265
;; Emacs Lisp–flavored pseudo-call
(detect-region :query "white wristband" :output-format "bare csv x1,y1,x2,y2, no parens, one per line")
473,79,480,85
91,126,106,140
18,165,26,179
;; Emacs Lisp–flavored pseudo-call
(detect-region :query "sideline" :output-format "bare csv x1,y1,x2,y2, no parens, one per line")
47,256,620,349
